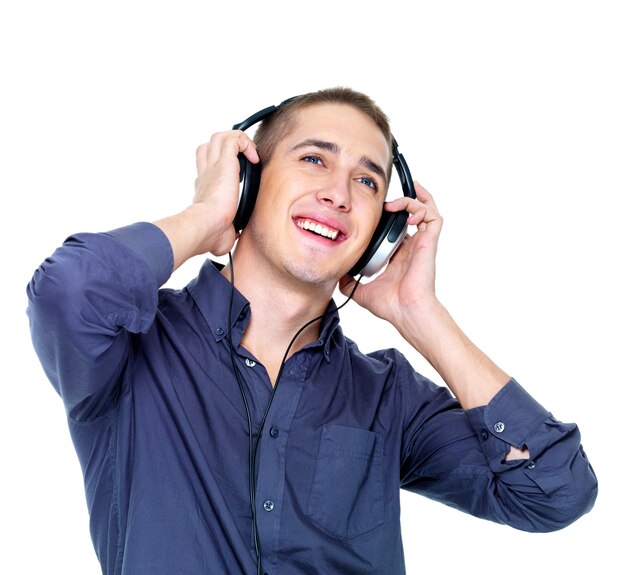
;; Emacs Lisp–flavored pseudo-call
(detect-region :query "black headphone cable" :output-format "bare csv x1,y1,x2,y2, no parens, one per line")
226,252,361,575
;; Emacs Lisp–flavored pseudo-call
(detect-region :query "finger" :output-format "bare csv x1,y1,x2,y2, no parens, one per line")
217,130,260,164
384,197,441,223
384,185,437,208
412,208,443,236
338,274,358,298
197,131,260,172
387,198,442,237
413,180,434,204
196,142,210,174
243,142,260,164
383,196,425,213
407,206,429,227
410,203,443,228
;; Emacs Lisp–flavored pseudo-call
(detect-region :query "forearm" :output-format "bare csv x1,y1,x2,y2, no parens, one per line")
397,299,509,410
153,203,226,271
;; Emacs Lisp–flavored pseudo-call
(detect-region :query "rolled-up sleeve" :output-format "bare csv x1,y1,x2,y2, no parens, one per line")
400,374,598,532
26,222,173,421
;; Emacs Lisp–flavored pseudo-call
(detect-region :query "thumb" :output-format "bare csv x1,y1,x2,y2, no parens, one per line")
339,274,364,306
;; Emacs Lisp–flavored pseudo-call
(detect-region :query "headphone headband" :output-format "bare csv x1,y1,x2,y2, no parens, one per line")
232,105,277,132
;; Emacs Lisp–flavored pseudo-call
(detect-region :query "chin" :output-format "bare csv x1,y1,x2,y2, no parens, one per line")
245,222,345,288
282,260,340,288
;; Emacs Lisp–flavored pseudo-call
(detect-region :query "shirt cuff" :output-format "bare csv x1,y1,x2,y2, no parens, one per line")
105,222,174,287
465,379,551,466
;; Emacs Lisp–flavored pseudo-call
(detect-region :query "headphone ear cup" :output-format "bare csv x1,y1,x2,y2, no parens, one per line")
233,153,262,231
348,210,409,277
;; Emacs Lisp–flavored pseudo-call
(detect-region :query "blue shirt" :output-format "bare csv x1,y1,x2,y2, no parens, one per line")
27,222,597,575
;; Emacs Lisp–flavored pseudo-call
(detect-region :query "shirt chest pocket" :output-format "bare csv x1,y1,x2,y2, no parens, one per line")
307,424,384,540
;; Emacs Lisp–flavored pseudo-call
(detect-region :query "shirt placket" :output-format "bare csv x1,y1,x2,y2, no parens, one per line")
252,352,311,574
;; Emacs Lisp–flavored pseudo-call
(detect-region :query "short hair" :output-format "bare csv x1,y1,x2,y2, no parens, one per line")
253,87,393,179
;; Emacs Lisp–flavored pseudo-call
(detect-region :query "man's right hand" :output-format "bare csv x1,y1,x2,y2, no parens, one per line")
154,131,260,270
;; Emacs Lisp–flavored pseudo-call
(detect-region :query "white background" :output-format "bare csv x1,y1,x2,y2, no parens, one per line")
2,1,624,573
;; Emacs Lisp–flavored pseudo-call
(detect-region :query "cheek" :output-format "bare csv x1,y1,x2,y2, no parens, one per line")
357,202,384,242
254,175,284,217
257,168,297,205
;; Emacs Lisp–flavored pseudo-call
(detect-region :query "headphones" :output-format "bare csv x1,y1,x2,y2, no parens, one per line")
232,97,417,277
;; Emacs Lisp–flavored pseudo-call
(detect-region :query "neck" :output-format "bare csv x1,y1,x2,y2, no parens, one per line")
222,248,336,384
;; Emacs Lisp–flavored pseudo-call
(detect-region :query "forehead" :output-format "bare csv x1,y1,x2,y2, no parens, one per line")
283,103,391,166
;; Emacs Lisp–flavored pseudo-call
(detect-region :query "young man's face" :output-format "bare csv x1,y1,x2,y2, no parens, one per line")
243,103,390,287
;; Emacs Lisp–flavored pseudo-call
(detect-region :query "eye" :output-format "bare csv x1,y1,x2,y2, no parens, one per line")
357,176,378,192
302,154,324,166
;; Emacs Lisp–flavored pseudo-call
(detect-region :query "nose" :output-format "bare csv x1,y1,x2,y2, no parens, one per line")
316,174,351,211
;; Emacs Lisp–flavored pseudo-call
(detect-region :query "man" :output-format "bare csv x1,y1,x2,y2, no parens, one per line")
27,87,597,574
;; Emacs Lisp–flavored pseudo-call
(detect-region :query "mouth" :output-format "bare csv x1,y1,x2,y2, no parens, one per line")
296,219,340,241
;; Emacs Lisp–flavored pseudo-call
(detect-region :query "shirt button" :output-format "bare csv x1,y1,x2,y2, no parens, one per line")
493,421,505,433
526,461,536,470
480,429,489,441
245,358,256,368
269,426,280,438
216,327,224,336
263,499,274,512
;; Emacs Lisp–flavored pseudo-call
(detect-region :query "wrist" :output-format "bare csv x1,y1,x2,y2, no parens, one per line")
394,296,446,347
183,202,220,252
154,203,233,270
397,299,509,409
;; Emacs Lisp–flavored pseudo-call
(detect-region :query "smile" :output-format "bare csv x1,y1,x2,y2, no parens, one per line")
296,219,340,241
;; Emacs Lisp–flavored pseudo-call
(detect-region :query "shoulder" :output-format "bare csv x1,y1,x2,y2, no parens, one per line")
342,338,435,390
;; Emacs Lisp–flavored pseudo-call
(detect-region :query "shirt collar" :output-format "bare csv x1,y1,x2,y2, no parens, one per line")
317,300,342,362
187,260,250,348
186,260,343,360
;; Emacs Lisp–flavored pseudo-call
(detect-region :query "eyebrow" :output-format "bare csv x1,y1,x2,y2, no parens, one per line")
289,138,388,186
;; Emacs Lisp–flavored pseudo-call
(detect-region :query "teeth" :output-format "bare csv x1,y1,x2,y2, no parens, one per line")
297,219,339,240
